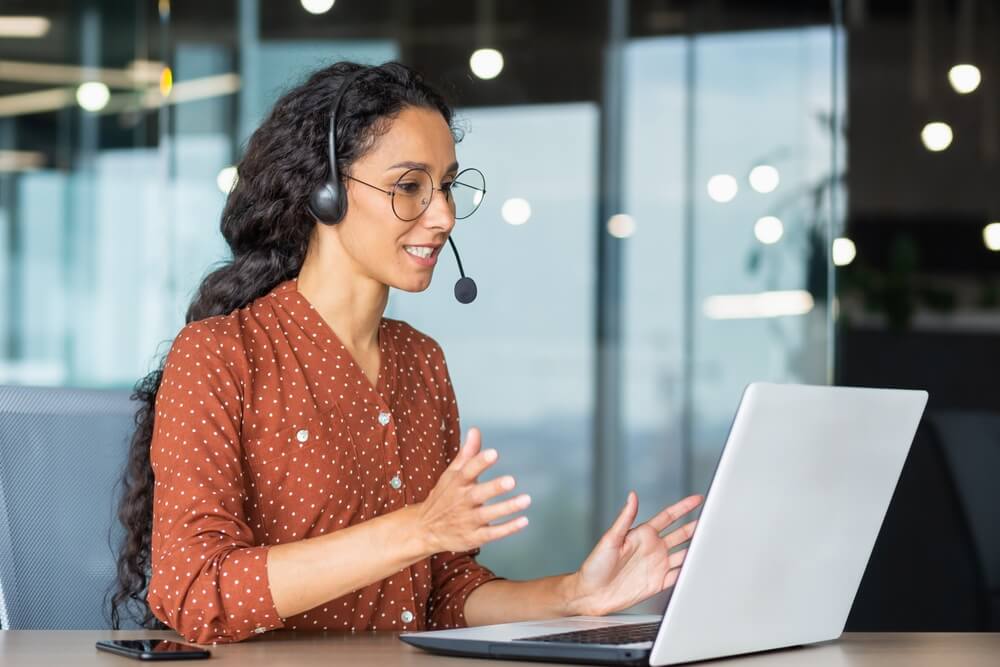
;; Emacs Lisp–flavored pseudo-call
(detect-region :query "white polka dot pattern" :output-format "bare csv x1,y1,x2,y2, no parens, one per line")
146,279,502,644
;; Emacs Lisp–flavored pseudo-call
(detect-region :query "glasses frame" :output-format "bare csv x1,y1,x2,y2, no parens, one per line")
344,167,486,222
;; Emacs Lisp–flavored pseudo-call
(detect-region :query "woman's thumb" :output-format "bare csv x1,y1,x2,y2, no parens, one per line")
450,426,481,469
605,491,638,543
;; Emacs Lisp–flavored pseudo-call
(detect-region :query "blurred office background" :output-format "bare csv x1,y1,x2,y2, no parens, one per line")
0,0,997,630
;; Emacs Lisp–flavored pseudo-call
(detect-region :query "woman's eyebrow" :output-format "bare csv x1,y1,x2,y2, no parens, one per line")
386,160,460,172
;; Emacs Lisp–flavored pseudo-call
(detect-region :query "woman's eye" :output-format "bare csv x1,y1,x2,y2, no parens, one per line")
395,182,421,195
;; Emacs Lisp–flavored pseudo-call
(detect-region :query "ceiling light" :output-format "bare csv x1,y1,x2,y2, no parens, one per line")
832,237,857,266
300,0,335,14
76,81,110,112
948,64,981,94
607,214,636,238
706,174,738,203
984,222,1000,251
754,216,783,244
470,48,504,80
0,17,50,38
501,197,530,225
921,122,953,152
748,165,780,193
159,66,172,97
216,166,238,194
704,290,815,320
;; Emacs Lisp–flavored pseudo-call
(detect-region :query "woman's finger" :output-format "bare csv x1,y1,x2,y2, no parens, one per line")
478,493,531,524
461,447,500,483
469,474,517,505
667,547,688,570
477,516,530,544
662,565,682,590
644,494,703,533
662,520,698,550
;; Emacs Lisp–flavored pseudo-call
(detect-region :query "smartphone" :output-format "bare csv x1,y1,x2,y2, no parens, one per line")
95,639,211,660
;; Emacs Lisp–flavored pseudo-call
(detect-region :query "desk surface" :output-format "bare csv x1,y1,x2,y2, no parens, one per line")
1,630,998,666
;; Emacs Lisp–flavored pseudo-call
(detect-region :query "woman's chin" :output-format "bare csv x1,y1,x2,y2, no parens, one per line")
390,275,434,294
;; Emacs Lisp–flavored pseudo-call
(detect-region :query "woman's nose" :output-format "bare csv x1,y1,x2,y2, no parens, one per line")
422,189,456,232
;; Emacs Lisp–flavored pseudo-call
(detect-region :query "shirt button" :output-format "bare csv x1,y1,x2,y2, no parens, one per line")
295,429,309,443
253,627,267,634
390,475,402,490
378,411,391,426
401,610,414,624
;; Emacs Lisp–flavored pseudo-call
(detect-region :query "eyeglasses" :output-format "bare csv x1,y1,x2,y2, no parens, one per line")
345,167,486,222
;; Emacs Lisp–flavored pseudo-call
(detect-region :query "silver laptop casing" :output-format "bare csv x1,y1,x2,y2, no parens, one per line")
402,383,928,666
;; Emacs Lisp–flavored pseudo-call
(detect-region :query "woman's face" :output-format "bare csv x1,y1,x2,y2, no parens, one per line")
335,105,459,293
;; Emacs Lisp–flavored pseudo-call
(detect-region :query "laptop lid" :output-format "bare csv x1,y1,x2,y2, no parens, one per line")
650,382,927,665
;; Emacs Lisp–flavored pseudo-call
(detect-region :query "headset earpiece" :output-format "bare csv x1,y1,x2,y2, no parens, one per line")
309,68,366,226
308,181,346,225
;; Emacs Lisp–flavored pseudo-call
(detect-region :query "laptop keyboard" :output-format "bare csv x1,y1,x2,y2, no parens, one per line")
514,621,660,645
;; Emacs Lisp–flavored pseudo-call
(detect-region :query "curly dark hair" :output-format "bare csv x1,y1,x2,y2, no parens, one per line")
108,61,455,629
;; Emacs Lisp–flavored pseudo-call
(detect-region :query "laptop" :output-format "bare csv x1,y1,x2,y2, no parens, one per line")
400,382,928,665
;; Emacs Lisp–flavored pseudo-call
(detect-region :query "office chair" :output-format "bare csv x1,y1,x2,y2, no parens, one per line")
928,411,1000,630
0,385,136,629
846,413,991,631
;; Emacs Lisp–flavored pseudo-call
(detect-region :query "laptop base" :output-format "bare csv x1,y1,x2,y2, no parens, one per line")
399,634,652,666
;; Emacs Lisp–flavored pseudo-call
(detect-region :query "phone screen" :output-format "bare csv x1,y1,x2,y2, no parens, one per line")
96,639,211,660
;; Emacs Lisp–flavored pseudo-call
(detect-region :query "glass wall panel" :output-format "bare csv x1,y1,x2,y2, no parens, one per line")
390,103,598,579
1,2,159,386
1,1,838,588
621,26,843,589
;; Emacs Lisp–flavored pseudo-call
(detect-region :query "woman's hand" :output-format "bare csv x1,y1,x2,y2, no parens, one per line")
567,492,703,617
415,427,531,554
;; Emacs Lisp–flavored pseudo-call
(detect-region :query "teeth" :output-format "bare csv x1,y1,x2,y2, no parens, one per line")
405,246,434,259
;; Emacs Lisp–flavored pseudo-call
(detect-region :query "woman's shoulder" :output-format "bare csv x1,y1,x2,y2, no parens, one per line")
169,281,290,362
381,317,446,359
167,311,248,378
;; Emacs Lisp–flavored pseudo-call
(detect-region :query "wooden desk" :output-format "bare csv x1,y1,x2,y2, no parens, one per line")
1,630,998,666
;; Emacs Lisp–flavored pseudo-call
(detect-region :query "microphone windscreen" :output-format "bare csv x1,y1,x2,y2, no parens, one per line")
454,276,478,304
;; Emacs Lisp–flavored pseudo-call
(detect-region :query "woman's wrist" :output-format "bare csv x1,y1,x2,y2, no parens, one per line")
397,502,437,561
557,571,591,617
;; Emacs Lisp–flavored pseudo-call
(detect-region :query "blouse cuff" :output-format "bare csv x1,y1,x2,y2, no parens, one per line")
216,545,286,641
429,568,505,629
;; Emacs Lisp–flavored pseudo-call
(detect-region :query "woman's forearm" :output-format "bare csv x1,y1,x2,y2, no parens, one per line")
462,573,583,627
266,504,429,619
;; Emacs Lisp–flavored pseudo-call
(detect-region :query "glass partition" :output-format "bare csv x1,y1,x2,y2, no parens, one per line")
0,0,839,583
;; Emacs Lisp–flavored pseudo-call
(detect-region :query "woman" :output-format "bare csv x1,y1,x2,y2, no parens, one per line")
111,61,702,644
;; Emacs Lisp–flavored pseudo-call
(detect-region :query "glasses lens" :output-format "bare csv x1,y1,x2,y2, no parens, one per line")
392,168,434,221
450,168,486,219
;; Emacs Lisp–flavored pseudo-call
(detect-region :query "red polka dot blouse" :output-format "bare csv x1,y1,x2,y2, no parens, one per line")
146,279,502,643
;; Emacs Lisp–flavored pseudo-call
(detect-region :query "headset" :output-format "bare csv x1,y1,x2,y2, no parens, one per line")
307,68,367,225
307,66,478,304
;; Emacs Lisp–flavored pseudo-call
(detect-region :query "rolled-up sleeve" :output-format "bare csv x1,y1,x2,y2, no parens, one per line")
427,548,502,629
146,323,285,643
426,345,504,629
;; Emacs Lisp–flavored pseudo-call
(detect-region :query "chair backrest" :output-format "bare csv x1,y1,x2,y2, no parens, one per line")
0,385,135,629
929,411,1000,631
846,414,989,631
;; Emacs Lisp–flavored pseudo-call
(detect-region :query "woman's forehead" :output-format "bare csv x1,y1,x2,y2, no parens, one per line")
366,107,456,171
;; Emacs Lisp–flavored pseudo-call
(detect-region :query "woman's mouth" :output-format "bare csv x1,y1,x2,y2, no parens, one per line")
403,245,439,267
